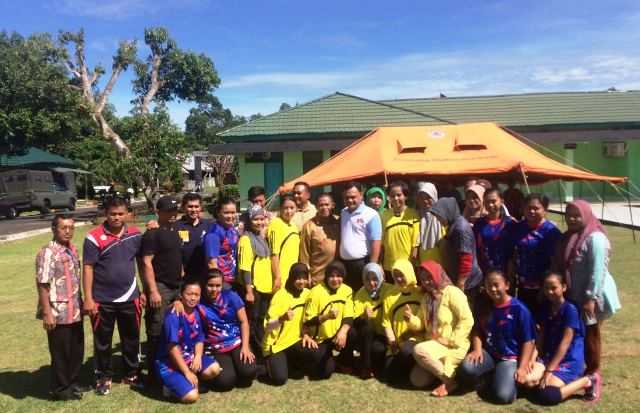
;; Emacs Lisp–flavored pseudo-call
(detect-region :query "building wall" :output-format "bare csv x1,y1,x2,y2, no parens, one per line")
238,154,265,207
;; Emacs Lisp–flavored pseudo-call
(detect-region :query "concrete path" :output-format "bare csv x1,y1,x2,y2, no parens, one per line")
550,201,640,230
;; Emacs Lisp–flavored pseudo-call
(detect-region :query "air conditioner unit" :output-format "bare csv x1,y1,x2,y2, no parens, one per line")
603,142,627,158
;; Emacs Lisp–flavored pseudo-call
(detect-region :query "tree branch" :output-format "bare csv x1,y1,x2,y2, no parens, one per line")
96,66,123,114
140,53,162,114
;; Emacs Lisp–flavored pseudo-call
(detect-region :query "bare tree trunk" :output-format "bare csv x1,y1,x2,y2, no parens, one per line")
140,54,164,115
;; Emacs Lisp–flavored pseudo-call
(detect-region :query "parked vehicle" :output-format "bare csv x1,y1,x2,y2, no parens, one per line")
0,169,77,219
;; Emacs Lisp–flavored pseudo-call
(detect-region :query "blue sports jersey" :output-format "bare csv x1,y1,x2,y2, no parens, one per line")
474,216,517,273
204,223,239,285
198,289,244,353
482,298,536,361
156,307,206,367
537,301,585,382
511,220,562,289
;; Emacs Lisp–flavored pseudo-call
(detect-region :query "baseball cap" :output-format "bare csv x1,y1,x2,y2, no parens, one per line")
156,196,178,212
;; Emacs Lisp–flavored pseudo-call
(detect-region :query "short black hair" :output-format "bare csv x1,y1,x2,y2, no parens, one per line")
293,181,311,194
543,270,566,285
180,279,202,293
316,192,333,203
104,196,128,211
484,188,502,199
181,192,202,206
51,213,74,230
387,180,409,197
524,193,550,210
205,268,224,282
343,181,363,193
485,269,508,283
248,186,265,201
325,260,346,278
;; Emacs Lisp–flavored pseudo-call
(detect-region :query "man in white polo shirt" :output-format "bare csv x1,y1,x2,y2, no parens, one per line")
339,181,382,291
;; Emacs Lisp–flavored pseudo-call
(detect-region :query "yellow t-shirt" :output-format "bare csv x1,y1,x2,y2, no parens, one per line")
353,283,394,336
381,285,424,344
262,287,310,356
267,217,300,285
304,283,354,343
382,207,420,271
237,235,273,294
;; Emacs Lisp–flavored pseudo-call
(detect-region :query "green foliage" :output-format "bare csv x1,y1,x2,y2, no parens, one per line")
184,97,246,149
115,109,187,193
219,183,240,201
0,31,85,155
132,27,220,107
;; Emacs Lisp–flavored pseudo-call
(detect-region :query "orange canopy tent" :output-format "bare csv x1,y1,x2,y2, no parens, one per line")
280,122,626,192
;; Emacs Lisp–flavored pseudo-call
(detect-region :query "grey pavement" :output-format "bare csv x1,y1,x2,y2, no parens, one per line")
549,201,640,230
0,207,98,238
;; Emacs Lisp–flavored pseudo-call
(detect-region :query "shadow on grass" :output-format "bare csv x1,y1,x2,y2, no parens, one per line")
0,366,52,400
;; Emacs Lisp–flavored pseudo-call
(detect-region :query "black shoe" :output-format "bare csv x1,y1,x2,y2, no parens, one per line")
51,389,82,401
71,384,92,394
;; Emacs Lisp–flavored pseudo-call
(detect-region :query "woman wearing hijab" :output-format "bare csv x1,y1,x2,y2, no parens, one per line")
365,186,387,214
410,260,474,397
262,263,311,386
350,262,394,379
302,261,354,379
381,259,425,385
416,182,446,264
557,200,620,395
237,206,273,356
429,198,483,307
463,184,487,225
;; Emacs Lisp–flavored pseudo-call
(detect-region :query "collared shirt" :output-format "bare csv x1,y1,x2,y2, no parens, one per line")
83,224,142,303
481,298,536,361
381,207,420,271
299,215,340,285
339,203,382,260
291,202,317,231
35,240,82,324
175,217,212,279
511,219,562,289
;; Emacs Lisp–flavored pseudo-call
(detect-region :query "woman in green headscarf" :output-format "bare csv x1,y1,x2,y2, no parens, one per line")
365,186,387,214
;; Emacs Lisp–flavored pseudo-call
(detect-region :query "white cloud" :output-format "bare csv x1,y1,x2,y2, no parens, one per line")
52,0,204,19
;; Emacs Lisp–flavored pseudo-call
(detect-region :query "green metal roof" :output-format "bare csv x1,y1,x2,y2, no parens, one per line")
0,147,76,168
220,91,640,141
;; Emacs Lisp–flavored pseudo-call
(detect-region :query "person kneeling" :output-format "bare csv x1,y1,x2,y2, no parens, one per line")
523,272,599,405
156,281,221,403
262,264,311,385
302,261,354,379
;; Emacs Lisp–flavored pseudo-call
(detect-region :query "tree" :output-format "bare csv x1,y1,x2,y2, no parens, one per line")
0,31,86,155
184,97,244,149
60,27,221,207
279,102,292,112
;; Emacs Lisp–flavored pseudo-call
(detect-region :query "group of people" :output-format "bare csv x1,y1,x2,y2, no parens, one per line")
35,179,621,406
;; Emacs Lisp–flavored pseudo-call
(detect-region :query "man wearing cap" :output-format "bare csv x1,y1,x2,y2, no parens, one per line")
141,195,184,382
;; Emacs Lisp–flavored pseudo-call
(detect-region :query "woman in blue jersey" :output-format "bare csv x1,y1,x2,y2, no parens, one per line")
523,272,599,405
458,270,536,404
473,188,516,274
509,193,562,314
172,269,257,391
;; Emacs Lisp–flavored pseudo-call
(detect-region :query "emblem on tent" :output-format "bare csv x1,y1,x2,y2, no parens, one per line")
429,130,445,139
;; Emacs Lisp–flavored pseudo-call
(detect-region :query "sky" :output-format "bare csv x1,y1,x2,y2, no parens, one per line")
2,0,640,128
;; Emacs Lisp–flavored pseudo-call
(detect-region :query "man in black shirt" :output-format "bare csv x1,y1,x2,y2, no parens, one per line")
141,196,183,381
175,192,212,281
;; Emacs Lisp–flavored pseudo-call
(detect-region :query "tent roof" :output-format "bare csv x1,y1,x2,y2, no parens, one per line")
280,122,626,191
0,147,75,168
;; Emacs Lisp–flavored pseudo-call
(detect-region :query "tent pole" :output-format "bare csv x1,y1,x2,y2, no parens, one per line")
600,181,606,220
556,181,564,214
625,181,637,243
519,164,530,194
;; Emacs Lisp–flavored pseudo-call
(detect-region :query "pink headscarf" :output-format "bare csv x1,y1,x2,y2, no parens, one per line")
562,200,607,277
463,184,486,222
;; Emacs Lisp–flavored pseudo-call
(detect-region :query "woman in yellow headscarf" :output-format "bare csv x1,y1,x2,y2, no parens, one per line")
381,259,425,385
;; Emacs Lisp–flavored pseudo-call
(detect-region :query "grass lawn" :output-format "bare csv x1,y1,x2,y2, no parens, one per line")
1,216,639,412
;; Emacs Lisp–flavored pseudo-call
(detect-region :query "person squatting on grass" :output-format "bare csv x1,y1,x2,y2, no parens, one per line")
521,272,599,405
36,214,86,400
262,263,311,385
155,280,221,403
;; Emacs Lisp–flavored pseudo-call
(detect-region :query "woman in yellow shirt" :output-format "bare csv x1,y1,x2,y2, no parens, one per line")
302,261,354,379
381,259,425,385
350,262,394,379
381,181,421,281
262,263,310,386
410,260,474,397
237,206,273,356
267,194,300,292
